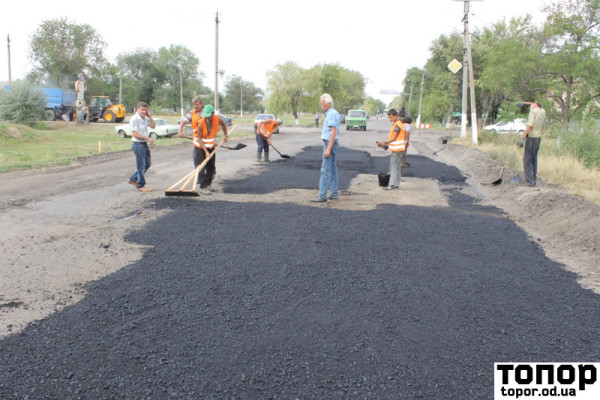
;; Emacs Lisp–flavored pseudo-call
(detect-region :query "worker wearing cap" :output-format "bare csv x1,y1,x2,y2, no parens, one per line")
255,118,283,162
194,104,229,195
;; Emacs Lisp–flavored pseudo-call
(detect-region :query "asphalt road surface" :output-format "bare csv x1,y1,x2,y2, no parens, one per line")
1,119,599,399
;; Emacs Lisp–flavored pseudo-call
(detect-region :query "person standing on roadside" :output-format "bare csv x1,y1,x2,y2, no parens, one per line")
311,93,340,202
377,109,407,190
401,115,412,175
255,118,283,162
128,102,156,192
315,111,320,128
520,102,546,186
194,104,229,195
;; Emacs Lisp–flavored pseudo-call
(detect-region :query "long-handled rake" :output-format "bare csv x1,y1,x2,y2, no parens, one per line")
164,139,225,197
165,126,236,196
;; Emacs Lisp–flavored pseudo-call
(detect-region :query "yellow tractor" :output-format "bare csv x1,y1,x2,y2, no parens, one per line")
76,96,126,124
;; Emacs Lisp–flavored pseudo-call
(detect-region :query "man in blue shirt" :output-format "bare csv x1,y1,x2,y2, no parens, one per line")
311,93,340,202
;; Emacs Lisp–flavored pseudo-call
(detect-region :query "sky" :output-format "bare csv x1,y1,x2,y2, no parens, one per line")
0,0,549,105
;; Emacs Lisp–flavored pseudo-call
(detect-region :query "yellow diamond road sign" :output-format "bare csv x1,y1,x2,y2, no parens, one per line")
448,59,462,74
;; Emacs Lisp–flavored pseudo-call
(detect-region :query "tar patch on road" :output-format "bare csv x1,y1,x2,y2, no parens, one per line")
222,145,465,195
1,147,599,399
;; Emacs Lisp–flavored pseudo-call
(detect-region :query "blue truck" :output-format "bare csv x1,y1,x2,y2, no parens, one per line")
40,88,77,121
2,86,77,121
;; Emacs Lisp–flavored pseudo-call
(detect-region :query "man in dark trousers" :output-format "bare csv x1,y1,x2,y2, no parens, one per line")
520,102,546,186
194,104,229,195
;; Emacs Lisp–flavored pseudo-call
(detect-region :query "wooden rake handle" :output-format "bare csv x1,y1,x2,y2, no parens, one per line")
166,125,236,192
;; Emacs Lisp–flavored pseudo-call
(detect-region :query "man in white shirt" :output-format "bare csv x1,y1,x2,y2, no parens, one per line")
128,102,156,192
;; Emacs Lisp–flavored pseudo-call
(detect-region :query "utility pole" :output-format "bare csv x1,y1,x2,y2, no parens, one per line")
214,11,221,112
240,81,243,118
7,34,12,84
459,0,469,138
417,71,425,127
455,0,481,143
466,20,478,145
179,68,184,119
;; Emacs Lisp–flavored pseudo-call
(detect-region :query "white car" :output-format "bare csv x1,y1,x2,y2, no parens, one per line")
115,118,179,139
483,118,527,134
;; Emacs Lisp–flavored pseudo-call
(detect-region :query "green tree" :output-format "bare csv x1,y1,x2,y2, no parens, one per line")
223,75,264,114
0,81,46,126
538,0,600,125
479,16,544,123
391,67,426,117
28,18,106,87
361,97,386,116
420,33,464,124
309,63,366,114
153,45,203,112
265,62,310,123
116,48,162,105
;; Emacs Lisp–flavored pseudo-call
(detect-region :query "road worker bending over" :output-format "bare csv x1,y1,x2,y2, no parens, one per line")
192,104,229,195
255,118,283,162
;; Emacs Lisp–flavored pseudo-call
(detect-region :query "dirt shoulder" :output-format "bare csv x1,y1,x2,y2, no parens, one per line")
431,142,600,293
1,124,598,339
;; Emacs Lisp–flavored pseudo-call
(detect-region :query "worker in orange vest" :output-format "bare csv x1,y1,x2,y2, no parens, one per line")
255,118,283,162
183,104,228,194
377,109,407,190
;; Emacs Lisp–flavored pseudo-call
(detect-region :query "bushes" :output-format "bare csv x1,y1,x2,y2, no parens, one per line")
479,121,600,170
0,81,46,126
556,121,600,169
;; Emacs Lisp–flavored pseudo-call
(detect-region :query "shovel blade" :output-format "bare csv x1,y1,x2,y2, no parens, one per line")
490,167,504,185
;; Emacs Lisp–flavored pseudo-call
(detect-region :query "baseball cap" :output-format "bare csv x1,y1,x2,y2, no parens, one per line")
202,104,214,117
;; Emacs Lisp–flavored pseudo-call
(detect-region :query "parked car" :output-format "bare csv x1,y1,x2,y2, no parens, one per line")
115,118,179,139
346,109,367,131
219,113,233,126
483,118,527,134
254,114,280,134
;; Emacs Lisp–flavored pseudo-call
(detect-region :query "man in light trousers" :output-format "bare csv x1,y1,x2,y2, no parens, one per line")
311,93,340,202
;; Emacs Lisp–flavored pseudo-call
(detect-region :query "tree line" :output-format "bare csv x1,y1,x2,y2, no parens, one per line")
11,0,600,126
393,0,600,128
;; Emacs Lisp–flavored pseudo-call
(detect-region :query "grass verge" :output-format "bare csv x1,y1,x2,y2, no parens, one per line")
454,131,600,205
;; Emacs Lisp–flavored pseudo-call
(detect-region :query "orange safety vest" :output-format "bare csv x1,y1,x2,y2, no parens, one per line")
258,119,278,138
194,114,220,149
190,110,202,148
388,121,407,152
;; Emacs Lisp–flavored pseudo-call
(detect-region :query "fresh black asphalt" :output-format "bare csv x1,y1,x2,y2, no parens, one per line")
1,146,599,399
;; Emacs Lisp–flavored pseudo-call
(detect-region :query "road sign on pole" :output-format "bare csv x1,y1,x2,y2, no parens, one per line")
448,59,462,74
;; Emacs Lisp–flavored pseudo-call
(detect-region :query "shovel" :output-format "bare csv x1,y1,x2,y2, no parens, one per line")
179,125,243,150
269,143,290,159
222,142,246,150
491,167,504,185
